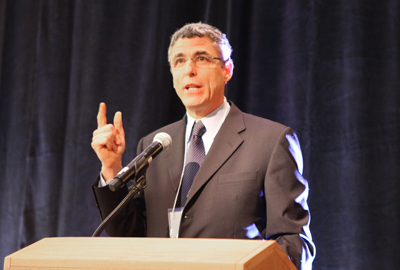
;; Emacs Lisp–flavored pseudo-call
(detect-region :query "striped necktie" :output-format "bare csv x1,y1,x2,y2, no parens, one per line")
180,120,206,207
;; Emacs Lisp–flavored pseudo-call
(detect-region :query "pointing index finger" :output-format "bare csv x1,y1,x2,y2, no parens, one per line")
97,102,107,128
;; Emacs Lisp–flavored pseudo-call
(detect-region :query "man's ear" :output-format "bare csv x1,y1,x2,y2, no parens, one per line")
223,59,234,83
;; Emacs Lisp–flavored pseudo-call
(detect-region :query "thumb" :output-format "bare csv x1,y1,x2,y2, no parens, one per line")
114,111,125,137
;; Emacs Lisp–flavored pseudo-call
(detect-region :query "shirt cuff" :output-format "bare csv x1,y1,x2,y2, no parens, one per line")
98,172,109,187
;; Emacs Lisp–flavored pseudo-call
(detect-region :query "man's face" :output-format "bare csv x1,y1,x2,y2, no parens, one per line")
170,36,233,119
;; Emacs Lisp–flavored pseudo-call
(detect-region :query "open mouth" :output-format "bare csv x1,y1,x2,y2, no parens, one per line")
185,84,201,91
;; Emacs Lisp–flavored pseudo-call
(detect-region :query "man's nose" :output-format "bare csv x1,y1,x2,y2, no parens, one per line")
184,58,197,76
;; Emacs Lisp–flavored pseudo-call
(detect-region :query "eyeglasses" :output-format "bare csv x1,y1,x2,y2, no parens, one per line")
170,54,226,69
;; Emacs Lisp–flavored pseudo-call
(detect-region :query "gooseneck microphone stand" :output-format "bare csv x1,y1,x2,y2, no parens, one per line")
92,173,147,237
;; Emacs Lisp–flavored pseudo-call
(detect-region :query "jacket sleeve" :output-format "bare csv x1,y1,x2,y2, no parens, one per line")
263,127,316,269
91,138,147,237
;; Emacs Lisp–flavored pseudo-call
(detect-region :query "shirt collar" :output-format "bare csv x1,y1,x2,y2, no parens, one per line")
185,97,230,143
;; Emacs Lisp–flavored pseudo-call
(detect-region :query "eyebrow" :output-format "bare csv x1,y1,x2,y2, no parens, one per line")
172,51,211,60
193,51,210,56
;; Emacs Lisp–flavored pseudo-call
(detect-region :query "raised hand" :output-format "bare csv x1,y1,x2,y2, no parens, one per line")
91,102,126,180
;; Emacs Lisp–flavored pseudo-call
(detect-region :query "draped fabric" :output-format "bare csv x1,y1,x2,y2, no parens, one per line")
0,1,399,269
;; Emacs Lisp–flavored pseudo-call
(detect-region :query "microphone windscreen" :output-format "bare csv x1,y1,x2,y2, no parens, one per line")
154,132,172,150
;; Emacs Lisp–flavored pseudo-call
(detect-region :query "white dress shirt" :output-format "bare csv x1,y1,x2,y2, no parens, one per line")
184,97,230,156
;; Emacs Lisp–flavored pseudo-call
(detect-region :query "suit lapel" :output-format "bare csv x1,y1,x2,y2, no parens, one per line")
185,103,246,205
163,116,186,191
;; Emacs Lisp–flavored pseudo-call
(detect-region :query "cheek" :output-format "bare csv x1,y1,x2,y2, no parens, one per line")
209,74,226,89
172,75,180,90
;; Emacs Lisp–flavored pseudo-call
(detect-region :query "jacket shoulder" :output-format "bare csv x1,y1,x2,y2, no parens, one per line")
235,108,292,139
139,117,186,146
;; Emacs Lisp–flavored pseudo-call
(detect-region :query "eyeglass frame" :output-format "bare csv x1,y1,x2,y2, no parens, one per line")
169,53,227,69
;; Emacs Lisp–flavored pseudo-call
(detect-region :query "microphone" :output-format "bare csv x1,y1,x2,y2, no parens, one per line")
108,132,172,191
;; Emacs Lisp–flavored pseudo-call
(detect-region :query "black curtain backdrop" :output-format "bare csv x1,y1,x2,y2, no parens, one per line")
1,1,399,269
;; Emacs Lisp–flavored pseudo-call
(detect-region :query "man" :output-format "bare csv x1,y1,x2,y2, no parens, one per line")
91,22,315,269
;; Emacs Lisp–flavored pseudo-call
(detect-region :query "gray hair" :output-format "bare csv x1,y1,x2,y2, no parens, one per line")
168,22,233,66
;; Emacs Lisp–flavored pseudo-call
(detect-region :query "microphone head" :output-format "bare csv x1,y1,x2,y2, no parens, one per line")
154,132,172,150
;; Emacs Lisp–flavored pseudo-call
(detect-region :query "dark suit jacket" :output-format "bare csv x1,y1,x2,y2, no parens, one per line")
93,102,315,269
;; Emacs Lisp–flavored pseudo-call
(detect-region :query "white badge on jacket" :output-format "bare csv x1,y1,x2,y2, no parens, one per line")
168,207,184,238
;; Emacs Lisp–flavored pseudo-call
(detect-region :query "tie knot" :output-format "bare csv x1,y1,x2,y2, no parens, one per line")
192,120,206,137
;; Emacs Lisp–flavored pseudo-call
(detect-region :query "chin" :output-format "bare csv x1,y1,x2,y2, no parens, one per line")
184,102,207,113
182,97,205,107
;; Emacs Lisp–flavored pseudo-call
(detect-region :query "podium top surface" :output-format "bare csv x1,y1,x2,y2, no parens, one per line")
4,237,296,270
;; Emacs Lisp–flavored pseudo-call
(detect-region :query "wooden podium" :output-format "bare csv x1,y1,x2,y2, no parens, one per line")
4,237,296,270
